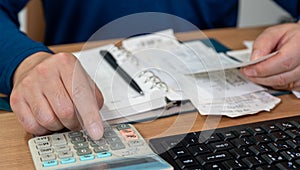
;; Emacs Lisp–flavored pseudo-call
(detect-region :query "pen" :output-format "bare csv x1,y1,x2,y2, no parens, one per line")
100,50,144,95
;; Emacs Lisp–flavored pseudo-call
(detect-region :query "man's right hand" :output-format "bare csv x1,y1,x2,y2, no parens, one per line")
10,52,104,140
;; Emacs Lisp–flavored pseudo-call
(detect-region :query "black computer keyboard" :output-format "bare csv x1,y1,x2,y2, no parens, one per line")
149,116,300,170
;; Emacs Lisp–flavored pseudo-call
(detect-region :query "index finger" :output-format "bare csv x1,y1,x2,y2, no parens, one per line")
251,25,283,60
58,53,104,140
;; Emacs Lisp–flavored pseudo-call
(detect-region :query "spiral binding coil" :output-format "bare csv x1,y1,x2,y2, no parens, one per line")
110,46,139,66
109,45,169,93
138,70,169,92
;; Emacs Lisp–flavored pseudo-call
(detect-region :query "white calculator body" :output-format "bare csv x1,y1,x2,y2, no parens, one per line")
28,124,173,170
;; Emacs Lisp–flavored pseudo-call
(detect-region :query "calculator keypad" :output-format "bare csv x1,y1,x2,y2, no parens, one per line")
29,124,152,169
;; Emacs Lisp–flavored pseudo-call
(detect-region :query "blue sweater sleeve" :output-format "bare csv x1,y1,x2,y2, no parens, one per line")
274,0,300,19
0,0,53,95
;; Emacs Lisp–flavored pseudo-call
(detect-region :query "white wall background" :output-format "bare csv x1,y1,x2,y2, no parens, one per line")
18,0,293,33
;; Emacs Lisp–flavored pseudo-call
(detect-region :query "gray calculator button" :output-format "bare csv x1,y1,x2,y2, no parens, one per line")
38,147,53,155
116,124,131,130
40,153,56,161
71,136,86,144
51,134,67,146
128,140,144,147
54,145,70,152
90,139,106,147
34,136,49,144
94,145,109,153
36,141,51,149
106,137,122,144
110,142,126,150
58,151,73,159
76,147,92,156
73,142,89,149
68,131,83,138
104,130,117,137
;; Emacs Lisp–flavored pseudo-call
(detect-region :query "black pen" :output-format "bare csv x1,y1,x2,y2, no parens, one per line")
100,50,144,95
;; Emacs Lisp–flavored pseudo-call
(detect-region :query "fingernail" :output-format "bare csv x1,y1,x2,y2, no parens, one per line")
243,67,257,76
88,122,103,140
252,50,261,60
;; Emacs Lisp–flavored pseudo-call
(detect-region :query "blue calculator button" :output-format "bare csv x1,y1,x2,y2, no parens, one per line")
79,154,95,161
43,160,58,167
96,152,112,158
60,157,76,164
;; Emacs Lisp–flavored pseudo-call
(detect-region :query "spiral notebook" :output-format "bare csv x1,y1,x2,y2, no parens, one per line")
73,44,196,124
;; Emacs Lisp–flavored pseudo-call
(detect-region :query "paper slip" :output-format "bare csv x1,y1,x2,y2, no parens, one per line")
197,91,281,117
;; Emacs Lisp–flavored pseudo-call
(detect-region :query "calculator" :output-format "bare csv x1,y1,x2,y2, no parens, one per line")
28,124,173,170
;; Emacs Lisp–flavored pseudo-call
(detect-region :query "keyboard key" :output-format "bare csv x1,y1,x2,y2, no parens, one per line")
218,131,237,141
276,161,300,169
276,122,296,131
286,129,300,138
234,129,251,137
188,144,211,156
261,124,280,133
286,138,300,148
196,151,232,166
168,147,190,159
281,150,300,161
269,131,290,142
209,141,233,152
231,137,254,148
175,156,199,169
247,127,266,135
261,152,285,164
249,144,272,155
203,163,225,170
242,156,266,168
222,159,247,170
268,141,291,152
229,147,253,158
252,134,272,144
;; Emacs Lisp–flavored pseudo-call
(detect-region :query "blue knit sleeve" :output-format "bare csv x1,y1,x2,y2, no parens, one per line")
274,0,300,20
0,0,53,95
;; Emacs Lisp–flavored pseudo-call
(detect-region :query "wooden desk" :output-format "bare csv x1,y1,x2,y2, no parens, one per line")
1,26,299,169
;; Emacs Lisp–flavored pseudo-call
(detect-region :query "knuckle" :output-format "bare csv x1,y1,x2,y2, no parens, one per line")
280,54,294,71
33,107,57,127
56,52,77,64
10,91,21,107
34,63,49,76
57,105,74,120
20,76,34,88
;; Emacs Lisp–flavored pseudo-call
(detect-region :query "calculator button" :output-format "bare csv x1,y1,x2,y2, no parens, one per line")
43,160,58,167
116,124,131,130
58,151,73,159
54,145,70,152
104,130,118,138
36,141,51,149
76,147,92,156
94,145,109,153
51,134,67,146
110,142,126,150
79,154,95,161
106,137,122,144
119,128,135,136
38,147,53,155
70,136,86,144
128,140,144,147
34,136,49,144
68,131,83,138
96,152,112,158
40,153,56,161
60,157,76,164
90,138,106,147
73,142,89,149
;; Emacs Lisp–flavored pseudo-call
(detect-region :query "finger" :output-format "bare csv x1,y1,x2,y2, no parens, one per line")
243,64,300,90
56,53,104,140
292,80,300,91
43,77,80,130
251,26,283,60
10,96,50,135
28,93,65,131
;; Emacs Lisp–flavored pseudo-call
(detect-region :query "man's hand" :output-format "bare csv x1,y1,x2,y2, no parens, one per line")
11,52,104,140
241,23,300,91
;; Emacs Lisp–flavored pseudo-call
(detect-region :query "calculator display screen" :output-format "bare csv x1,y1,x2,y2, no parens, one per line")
62,156,170,170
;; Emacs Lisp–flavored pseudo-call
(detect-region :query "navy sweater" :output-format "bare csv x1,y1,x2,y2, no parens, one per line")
0,0,298,95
